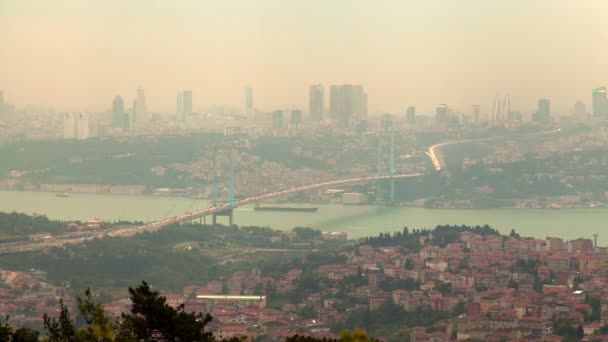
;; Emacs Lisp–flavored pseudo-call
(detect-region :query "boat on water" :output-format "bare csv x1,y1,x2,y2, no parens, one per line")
55,193,69,198
253,204,318,212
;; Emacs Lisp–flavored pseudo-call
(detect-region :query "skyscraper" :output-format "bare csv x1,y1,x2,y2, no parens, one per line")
245,87,253,115
533,98,550,122
308,84,324,121
272,110,284,129
436,104,449,122
290,110,303,128
133,87,147,127
472,105,480,123
328,84,367,127
406,106,416,124
183,90,192,116
75,113,90,139
329,85,339,120
592,87,608,118
64,113,89,139
176,92,184,119
491,95,511,122
573,101,586,116
112,96,125,129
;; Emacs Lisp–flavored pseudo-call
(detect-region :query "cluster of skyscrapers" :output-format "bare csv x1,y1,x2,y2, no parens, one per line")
110,87,148,132
55,84,608,140
308,84,368,127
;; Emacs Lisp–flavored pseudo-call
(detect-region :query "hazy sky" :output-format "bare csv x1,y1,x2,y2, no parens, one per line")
1,0,607,115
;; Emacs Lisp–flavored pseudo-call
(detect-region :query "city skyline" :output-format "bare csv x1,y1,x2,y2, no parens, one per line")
1,1,608,114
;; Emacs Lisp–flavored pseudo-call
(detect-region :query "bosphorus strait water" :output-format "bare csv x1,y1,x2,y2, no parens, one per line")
1,190,606,244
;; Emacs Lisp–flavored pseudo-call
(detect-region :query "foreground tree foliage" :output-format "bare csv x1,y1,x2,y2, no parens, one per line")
285,329,378,342
4,281,243,342
1,281,377,342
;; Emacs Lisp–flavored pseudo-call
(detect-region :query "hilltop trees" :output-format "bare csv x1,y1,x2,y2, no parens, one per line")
4,281,243,342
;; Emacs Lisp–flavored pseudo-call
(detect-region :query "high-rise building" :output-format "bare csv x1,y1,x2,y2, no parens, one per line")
112,96,125,129
0,90,3,111
472,105,480,123
491,95,511,122
133,87,147,127
245,87,253,115
533,98,550,122
272,110,284,129
328,84,367,127
329,85,339,120
75,113,89,139
64,113,89,139
592,87,608,118
436,104,449,122
290,110,303,128
176,92,184,118
573,101,586,116
308,84,324,121
183,90,192,116
406,106,416,124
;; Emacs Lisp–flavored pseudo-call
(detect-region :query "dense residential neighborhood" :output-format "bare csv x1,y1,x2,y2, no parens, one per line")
4,224,608,341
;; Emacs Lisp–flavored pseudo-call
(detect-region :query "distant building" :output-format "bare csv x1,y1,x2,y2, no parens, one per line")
176,92,184,119
245,87,253,115
308,84,324,121
533,98,550,122
329,84,367,127
592,87,608,118
0,90,3,113
491,95,511,122
272,110,284,129
436,104,449,122
176,90,192,120
183,90,192,116
133,86,148,127
472,105,480,123
406,106,416,124
64,113,89,139
112,96,129,130
573,100,586,116
381,114,393,130
290,110,302,128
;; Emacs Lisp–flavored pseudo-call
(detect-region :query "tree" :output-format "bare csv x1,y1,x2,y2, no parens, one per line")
76,288,116,341
0,317,39,342
121,281,216,342
576,323,584,339
12,328,39,342
43,299,77,342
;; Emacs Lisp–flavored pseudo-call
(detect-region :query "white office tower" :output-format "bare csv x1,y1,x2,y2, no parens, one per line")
63,113,89,139
491,95,511,122
63,113,76,139
133,86,148,127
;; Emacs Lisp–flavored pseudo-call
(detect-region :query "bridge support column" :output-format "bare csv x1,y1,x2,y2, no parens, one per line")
212,208,233,226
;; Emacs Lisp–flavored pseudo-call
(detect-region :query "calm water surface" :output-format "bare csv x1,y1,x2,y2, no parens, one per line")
0,190,606,244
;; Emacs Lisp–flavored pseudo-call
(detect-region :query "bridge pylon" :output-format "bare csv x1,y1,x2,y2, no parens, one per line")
377,116,397,203
210,144,235,226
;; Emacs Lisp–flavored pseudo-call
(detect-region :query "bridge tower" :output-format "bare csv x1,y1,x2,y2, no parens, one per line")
211,144,235,226
377,115,396,202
